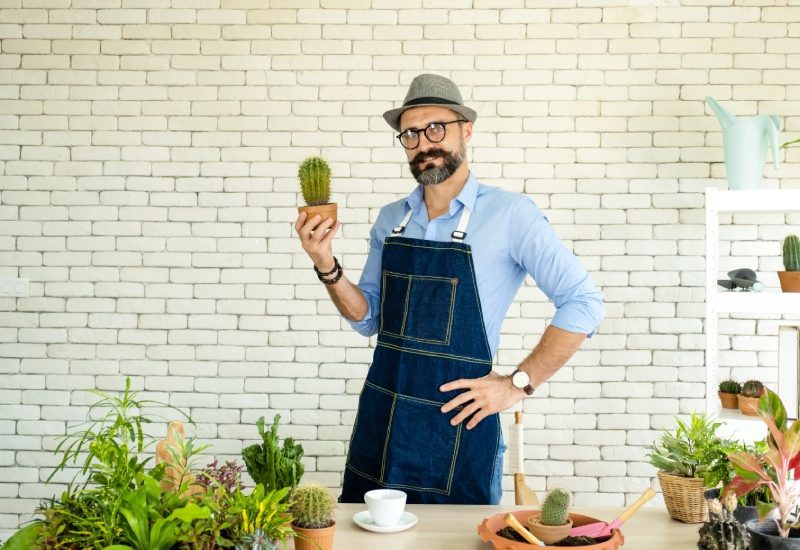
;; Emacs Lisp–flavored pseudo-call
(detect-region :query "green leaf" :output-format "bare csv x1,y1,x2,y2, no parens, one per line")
1,522,43,550
166,502,212,523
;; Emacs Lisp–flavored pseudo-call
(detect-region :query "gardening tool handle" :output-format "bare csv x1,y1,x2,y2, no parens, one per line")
618,488,657,523
504,514,544,547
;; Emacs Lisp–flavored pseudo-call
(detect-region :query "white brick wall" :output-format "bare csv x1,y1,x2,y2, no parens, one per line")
1,0,800,531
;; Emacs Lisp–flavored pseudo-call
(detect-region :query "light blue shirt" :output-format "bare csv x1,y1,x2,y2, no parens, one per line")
348,172,604,357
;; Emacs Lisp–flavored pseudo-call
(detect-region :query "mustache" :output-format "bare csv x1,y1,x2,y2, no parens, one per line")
410,149,447,166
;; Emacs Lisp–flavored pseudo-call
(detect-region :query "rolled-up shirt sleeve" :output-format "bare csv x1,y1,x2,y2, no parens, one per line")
511,198,604,337
346,217,385,337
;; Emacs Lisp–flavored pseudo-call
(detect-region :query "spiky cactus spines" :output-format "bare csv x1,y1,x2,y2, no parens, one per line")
784,234,800,272
718,379,741,394
540,487,571,526
740,380,764,398
289,482,335,529
697,496,749,550
298,156,331,206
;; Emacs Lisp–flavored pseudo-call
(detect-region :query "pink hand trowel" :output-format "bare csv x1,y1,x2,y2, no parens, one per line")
569,487,656,538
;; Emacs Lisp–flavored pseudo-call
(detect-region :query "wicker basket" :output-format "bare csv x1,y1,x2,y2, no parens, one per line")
657,470,708,523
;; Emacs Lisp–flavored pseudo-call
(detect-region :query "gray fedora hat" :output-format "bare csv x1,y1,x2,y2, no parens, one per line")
383,73,477,131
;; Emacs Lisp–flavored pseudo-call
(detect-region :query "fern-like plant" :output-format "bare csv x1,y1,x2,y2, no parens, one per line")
242,415,304,499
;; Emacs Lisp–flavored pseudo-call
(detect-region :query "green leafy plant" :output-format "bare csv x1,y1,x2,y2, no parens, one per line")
298,156,331,206
724,388,800,538
289,483,335,529
783,234,800,272
230,485,295,549
648,413,738,487
540,487,570,526
740,380,764,398
719,380,741,394
242,415,304,498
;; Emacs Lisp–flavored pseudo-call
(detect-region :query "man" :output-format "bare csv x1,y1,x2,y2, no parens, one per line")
294,74,604,505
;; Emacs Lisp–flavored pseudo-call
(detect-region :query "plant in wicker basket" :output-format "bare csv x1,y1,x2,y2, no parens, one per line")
289,482,337,550
648,413,737,523
718,379,741,410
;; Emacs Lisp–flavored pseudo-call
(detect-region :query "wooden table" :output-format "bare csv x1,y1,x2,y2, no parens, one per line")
295,503,700,549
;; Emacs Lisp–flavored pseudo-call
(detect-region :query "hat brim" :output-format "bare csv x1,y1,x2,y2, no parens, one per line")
383,103,477,132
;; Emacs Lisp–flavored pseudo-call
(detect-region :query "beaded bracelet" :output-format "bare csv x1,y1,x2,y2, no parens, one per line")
319,265,343,285
314,257,340,278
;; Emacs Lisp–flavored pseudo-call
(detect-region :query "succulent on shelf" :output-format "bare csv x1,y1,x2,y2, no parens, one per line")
740,380,764,399
697,494,748,550
289,482,335,529
718,380,741,394
540,487,571,526
298,156,332,206
783,234,800,272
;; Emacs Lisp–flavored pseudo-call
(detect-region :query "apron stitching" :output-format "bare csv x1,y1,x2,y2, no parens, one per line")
377,341,492,365
465,241,494,360
380,272,457,346
400,276,411,336
386,240,472,253
446,423,463,494
380,394,396,483
365,380,458,407
345,464,453,495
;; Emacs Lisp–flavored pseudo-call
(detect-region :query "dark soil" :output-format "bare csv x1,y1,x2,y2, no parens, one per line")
496,527,612,546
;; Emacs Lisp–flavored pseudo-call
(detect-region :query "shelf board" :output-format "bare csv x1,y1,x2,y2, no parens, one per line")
714,189,800,213
716,290,800,314
715,408,768,442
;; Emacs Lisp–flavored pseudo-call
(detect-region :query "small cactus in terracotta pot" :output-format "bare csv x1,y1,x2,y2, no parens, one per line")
718,379,740,410
289,482,336,550
527,487,573,544
778,234,800,292
297,156,337,227
737,380,763,416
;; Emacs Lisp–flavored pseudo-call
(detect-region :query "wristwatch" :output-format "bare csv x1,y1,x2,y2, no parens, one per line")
510,369,534,396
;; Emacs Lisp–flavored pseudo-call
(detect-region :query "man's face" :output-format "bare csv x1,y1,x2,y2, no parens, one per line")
398,106,472,187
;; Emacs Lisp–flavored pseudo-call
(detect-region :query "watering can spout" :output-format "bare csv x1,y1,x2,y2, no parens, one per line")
767,114,780,170
705,96,736,128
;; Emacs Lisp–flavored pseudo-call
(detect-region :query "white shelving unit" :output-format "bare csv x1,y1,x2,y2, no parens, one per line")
705,188,800,442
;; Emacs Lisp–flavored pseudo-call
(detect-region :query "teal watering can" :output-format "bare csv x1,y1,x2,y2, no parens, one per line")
706,96,780,190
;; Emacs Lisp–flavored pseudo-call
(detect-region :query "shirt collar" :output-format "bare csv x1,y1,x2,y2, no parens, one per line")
405,171,479,219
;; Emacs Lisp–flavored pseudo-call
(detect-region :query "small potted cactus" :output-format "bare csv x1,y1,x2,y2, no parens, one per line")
737,380,764,416
527,487,573,544
718,379,741,410
778,234,800,292
297,156,337,227
697,494,749,550
289,482,337,550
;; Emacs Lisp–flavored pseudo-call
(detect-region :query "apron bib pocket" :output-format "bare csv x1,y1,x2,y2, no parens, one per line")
383,394,461,494
380,271,457,345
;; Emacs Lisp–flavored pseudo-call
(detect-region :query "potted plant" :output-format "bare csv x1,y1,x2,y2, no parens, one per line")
724,388,800,548
289,482,337,550
243,414,305,500
719,379,742,410
778,234,800,292
526,487,573,544
698,493,749,550
297,156,337,226
648,413,734,523
738,380,765,416
705,439,771,524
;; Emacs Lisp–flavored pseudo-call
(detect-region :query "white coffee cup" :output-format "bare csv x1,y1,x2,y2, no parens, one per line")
364,489,407,527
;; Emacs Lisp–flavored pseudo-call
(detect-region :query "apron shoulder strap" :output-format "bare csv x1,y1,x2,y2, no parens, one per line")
451,206,471,242
392,208,414,235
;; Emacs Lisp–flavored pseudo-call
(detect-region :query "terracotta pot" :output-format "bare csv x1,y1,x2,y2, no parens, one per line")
738,394,760,416
527,517,574,544
778,271,800,293
718,391,739,409
292,521,336,550
298,203,337,226
477,510,624,550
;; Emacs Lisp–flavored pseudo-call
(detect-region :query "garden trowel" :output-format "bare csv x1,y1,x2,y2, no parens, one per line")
568,487,656,538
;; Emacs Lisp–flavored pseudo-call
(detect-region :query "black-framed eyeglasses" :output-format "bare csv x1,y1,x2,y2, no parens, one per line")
396,119,467,150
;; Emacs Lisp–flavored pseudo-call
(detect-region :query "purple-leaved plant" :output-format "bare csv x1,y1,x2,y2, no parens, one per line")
196,458,244,493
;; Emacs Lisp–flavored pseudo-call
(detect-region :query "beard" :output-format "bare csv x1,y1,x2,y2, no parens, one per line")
408,140,466,187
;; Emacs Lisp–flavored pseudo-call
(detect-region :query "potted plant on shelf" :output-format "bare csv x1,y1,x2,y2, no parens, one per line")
289,482,337,550
297,156,337,226
778,234,800,293
738,380,765,416
719,379,742,410
526,487,573,544
648,413,736,523
724,388,800,548
243,414,305,500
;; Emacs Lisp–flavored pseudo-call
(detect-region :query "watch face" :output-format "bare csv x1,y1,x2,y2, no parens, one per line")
511,370,530,389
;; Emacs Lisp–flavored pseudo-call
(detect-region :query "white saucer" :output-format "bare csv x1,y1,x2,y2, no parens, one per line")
352,510,418,533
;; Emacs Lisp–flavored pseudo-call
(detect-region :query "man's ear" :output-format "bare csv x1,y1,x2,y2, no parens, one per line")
462,121,473,143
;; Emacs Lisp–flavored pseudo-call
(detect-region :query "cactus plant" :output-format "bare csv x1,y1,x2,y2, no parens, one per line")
540,488,571,526
718,380,741,394
290,483,335,529
298,156,331,206
784,234,800,272
697,495,749,550
740,380,763,398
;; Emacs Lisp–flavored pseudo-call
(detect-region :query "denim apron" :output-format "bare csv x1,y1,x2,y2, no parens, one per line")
341,206,503,504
